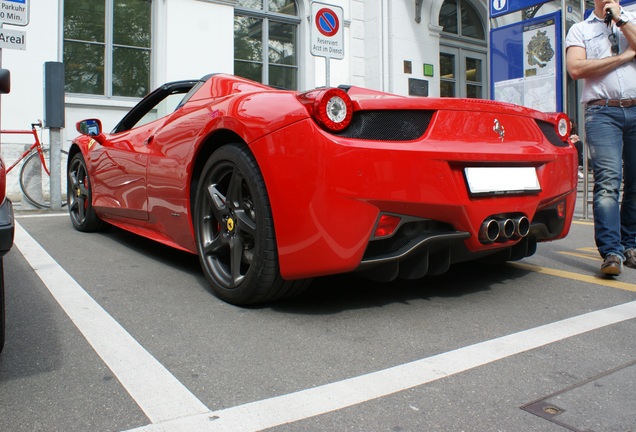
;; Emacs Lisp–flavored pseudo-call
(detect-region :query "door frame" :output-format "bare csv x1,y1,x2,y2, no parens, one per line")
439,45,488,98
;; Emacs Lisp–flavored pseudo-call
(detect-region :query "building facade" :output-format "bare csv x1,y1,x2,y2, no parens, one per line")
0,0,581,200
1,0,494,132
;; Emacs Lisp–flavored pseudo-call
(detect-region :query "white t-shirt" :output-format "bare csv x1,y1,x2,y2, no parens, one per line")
565,8,636,104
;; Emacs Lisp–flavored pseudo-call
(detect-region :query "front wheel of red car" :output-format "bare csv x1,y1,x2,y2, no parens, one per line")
68,152,104,232
194,143,307,305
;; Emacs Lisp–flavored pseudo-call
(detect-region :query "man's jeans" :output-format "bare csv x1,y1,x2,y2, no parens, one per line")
584,104,636,260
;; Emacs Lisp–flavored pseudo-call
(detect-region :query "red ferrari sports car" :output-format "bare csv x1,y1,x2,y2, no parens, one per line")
68,74,577,305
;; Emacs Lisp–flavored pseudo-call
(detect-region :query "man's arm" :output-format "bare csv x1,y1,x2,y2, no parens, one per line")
617,18,636,50
607,2,636,50
566,45,635,80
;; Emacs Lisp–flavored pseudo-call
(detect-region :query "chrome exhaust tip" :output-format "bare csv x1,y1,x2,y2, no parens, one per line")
514,216,530,238
479,218,500,243
498,218,515,241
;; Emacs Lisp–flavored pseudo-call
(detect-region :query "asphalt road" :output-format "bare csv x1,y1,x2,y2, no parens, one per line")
1,210,635,432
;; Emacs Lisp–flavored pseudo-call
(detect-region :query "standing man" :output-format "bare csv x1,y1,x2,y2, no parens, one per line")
566,0,636,276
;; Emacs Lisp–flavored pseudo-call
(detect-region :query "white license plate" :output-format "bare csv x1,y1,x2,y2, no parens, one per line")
464,167,540,194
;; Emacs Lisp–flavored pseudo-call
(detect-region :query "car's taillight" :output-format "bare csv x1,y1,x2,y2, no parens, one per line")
299,88,353,132
374,214,401,238
555,113,570,139
557,200,566,218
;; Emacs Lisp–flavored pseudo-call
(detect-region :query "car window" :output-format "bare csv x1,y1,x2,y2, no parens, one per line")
134,92,188,129
112,80,199,134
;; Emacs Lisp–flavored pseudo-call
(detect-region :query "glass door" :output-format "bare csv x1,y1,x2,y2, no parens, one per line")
440,46,487,98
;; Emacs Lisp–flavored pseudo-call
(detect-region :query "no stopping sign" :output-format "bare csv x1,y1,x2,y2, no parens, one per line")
316,8,339,37
310,2,344,59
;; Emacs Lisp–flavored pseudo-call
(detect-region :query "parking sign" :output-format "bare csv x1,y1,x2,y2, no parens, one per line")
0,0,29,26
310,2,344,60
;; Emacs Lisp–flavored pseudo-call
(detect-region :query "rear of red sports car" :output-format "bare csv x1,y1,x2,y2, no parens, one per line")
250,84,577,282
69,74,577,305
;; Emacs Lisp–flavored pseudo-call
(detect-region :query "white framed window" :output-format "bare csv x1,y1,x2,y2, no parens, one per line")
234,0,300,89
63,0,152,98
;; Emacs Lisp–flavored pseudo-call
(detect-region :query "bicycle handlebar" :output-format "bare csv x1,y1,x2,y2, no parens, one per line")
1,120,43,135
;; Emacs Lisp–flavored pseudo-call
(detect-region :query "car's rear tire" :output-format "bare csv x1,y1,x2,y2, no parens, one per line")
194,143,307,305
68,152,104,232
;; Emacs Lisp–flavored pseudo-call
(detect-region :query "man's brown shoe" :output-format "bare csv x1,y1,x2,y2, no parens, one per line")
600,255,622,276
625,249,636,269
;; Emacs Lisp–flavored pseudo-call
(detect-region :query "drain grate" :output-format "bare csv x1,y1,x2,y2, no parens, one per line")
521,359,636,432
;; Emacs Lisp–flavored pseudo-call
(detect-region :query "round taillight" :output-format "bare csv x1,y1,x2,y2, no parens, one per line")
555,113,570,139
313,88,353,132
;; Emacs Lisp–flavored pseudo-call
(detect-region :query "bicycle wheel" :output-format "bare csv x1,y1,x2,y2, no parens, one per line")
19,149,69,209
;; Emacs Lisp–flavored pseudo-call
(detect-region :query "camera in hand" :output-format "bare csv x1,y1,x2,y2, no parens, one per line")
605,9,613,26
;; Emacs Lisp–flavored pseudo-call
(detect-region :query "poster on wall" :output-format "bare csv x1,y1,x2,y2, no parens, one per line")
522,18,557,111
491,11,562,112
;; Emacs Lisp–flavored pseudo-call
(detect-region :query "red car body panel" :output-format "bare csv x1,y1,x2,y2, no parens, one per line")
250,116,577,278
70,74,577,280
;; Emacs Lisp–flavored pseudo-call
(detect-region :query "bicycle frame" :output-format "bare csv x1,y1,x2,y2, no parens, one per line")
1,123,51,175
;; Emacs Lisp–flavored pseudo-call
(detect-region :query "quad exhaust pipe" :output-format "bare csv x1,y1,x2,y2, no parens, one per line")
479,215,530,243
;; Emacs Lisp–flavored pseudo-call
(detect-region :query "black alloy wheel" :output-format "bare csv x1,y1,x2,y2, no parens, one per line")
68,153,103,232
194,143,306,305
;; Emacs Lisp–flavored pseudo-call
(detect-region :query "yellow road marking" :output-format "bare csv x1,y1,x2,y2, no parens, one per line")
508,262,636,292
572,220,594,226
559,251,600,262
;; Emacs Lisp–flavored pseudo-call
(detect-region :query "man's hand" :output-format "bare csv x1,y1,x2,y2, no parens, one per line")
603,0,621,21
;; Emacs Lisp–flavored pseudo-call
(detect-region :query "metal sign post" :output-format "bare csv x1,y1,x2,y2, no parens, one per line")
310,2,344,87
44,62,65,211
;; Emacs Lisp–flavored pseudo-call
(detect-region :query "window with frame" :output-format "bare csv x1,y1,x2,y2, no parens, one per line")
64,0,152,98
234,0,299,90
439,0,485,40
439,0,487,98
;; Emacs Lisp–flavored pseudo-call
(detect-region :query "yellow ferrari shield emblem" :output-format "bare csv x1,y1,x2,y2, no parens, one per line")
226,217,234,231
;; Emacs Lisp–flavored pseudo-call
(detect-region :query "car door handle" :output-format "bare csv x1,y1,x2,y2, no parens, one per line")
144,135,154,145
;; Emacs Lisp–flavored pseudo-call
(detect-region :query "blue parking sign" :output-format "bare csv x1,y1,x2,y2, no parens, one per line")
0,0,29,26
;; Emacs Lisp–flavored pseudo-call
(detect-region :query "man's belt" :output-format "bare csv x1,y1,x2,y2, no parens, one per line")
587,98,636,108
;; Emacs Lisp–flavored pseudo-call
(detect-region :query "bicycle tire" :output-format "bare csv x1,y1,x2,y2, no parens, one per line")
19,149,69,209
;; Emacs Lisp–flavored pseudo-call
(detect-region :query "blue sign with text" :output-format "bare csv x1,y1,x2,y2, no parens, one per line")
490,0,551,18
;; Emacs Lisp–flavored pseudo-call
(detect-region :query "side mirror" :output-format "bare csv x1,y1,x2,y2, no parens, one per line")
0,69,10,94
76,119,102,136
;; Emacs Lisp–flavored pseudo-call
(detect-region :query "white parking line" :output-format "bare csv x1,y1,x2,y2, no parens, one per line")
125,300,636,432
14,220,636,432
13,222,209,423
